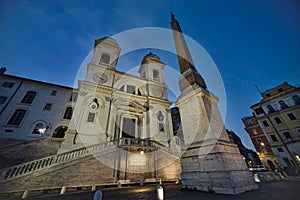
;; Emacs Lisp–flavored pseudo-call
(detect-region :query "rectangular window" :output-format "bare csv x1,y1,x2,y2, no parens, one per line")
287,113,296,121
51,90,57,96
127,85,135,94
7,109,26,126
256,138,262,144
159,122,164,132
21,91,37,104
270,134,278,142
255,107,264,115
248,120,253,126
262,120,269,127
87,112,95,122
44,103,52,111
260,146,267,153
70,92,78,102
274,117,282,124
0,96,8,104
2,82,14,88
282,131,292,140
63,107,73,119
277,148,284,152
278,88,283,92
153,70,160,81
297,128,300,135
252,129,258,135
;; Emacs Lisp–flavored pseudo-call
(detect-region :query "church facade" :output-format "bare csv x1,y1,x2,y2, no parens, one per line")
0,14,257,195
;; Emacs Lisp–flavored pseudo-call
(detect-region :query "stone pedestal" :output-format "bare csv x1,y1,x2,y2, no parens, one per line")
176,85,258,194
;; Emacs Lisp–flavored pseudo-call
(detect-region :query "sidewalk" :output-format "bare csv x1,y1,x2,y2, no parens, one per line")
1,179,299,200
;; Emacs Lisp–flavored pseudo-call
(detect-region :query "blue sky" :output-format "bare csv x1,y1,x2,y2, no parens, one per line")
1,0,300,150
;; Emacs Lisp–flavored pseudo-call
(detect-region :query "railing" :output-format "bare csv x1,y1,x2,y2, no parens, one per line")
0,140,116,181
117,138,155,148
116,137,181,158
0,138,181,182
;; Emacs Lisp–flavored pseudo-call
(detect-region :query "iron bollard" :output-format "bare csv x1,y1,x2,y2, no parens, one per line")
93,190,102,200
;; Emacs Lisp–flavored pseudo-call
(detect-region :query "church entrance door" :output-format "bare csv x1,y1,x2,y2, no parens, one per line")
121,117,136,138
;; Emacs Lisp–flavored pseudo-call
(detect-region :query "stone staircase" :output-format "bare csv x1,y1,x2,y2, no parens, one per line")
0,140,116,182
0,138,181,184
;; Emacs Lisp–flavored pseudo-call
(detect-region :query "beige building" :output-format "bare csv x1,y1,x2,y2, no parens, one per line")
249,82,300,172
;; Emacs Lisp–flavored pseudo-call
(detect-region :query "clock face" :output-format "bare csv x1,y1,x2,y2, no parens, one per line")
153,89,164,97
93,73,108,84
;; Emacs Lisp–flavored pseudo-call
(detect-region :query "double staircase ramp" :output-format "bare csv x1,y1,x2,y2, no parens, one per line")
0,138,181,182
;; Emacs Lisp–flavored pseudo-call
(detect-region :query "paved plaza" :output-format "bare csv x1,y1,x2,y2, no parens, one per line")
1,178,299,200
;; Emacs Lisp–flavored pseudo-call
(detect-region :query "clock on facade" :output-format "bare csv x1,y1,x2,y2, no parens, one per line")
92,73,108,84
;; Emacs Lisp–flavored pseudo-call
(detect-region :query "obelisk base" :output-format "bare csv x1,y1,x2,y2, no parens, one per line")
181,141,258,194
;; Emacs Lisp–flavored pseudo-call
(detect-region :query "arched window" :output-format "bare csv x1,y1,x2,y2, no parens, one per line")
292,95,300,105
21,91,37,104
267,105,275,114
7,109,26,126
52,126,68,138
32,123,46,134
278,100,288,109
100,53,110,64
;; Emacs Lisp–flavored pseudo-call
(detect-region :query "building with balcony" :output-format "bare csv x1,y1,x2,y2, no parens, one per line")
243,82,300,173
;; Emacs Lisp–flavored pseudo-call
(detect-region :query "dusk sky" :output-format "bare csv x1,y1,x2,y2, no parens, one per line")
1,0,300,150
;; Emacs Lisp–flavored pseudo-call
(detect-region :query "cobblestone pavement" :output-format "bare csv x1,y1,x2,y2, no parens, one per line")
1,179,299,200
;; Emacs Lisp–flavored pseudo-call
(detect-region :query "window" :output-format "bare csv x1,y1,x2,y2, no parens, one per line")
292,95,300,105
21,91,37,104
157,111,165,132
51,90,57,96
32,123,45,134
262,120,269,127
248,120,253,126
287,113,296,120
252,129,258,135
127,85,135,94
70,92,78,102
278,100,288,109
119,85,125,92
266,93,271,97
256,138,262,144
153,70,159,81
260,146,267,153
7,109,26,126
63,107,73,119
0,96,8,104
277,148,284,152
267,105,275,114
282,131,292,140
255,107,264,115
100,53,110,64
44,103,52,111
278,88,283,92
296,128,300,135
141,71,146,78
87,112,95,122
269,134,278,142
274,117,282,124
2,82,14,88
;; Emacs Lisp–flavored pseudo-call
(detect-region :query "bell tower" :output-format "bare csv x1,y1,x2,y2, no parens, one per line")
171,12,258,194
86,37,121,86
